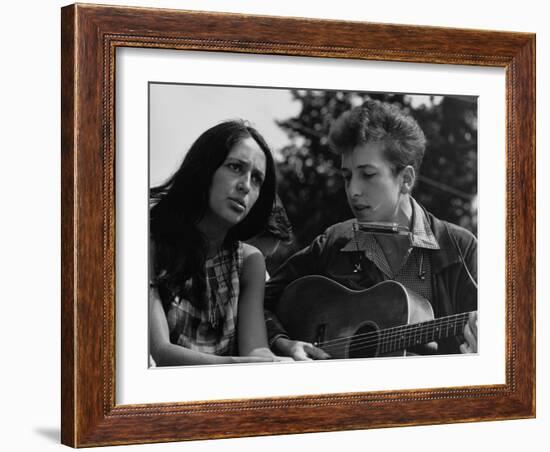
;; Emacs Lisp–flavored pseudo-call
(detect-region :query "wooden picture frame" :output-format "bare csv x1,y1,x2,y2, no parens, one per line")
61,3,535,447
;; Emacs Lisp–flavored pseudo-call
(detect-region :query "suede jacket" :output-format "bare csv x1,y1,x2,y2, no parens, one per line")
264,211,478,355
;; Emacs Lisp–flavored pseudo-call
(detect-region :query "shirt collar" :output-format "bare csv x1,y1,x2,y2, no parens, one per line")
409,197,440,249
340,197,440,252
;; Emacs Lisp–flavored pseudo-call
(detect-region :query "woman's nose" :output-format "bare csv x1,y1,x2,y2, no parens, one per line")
237,174,251,193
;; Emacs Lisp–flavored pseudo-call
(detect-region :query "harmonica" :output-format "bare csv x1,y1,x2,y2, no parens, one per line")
354,221,410,236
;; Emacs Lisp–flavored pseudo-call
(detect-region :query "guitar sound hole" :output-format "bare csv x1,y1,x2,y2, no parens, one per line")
348,322,379,358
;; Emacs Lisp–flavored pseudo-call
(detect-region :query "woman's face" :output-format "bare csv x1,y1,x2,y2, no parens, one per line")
204,137,267,231
341,140,405,223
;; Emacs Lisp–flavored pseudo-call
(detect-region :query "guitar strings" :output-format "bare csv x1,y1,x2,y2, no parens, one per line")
319,316,470,356
344,316,469,355
318,314,470,351
315,313,471,353
322,320,467,355
315,312,470,347
319,320,470,356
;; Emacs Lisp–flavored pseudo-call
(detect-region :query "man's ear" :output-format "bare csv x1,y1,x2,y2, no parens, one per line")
400,165,416,194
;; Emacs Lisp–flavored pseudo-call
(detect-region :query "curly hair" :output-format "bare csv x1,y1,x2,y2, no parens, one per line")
328,99,426,175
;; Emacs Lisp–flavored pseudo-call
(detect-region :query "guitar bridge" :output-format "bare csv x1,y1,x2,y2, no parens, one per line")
314,323,327,347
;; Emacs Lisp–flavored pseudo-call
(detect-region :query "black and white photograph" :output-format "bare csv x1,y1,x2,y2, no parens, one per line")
148,83,479,367
4,0,544,449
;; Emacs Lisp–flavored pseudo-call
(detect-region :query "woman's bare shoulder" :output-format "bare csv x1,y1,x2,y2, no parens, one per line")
241,242,263,260
240,242,265,283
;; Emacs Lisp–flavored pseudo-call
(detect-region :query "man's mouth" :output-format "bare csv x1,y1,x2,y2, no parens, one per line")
351,204,370,211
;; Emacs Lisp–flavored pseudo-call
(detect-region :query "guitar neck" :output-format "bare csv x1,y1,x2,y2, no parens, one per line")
378,311,473,354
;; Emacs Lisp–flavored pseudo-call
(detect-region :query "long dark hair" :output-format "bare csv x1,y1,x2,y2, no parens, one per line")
150,120,276,311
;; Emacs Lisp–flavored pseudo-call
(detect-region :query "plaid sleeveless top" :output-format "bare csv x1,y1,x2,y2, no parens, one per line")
165,242,243,356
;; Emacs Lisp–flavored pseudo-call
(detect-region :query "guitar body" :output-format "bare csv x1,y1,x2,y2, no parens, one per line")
275,275,435,359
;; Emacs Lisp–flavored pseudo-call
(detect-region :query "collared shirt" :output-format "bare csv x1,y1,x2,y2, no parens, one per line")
340,197,440,301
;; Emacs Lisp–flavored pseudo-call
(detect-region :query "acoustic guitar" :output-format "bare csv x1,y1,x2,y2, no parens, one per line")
275,275,474,358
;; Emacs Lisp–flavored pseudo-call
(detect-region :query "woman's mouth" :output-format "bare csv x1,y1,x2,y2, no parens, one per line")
228,197,246,213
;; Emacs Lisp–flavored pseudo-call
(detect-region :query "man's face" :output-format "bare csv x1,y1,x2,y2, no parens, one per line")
341,140,404,223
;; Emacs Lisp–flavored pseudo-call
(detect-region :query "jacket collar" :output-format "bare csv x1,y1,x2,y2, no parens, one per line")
422,209,462,273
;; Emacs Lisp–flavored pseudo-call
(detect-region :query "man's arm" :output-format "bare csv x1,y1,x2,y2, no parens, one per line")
264,233,331,360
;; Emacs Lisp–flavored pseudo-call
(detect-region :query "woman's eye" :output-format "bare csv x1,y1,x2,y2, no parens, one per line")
252,175,263,186
363,172,376,178
227,163,241,172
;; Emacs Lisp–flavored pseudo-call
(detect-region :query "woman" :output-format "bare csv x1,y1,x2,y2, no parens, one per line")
149,120,287,365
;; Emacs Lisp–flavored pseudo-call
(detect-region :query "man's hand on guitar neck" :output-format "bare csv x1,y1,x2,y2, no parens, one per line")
460,312,478,354
273,337,331,361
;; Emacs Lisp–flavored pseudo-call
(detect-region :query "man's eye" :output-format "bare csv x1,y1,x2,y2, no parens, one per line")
227,163,241,172
363,173,376,178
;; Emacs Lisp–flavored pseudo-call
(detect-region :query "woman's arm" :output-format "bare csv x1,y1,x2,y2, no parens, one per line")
237,244,291,361
148,241,273,365
149,287,273,366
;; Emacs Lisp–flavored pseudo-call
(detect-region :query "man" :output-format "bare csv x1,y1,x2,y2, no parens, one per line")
264,99,478,360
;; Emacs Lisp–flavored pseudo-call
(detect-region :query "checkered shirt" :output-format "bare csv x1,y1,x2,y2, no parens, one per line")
165,242,243,356
341,198,440,301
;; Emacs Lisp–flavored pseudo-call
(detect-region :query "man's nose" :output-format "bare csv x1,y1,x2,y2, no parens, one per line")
348,176,362,197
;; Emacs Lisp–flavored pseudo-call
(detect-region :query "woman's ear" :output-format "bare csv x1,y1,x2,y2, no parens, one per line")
400,166,416,194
